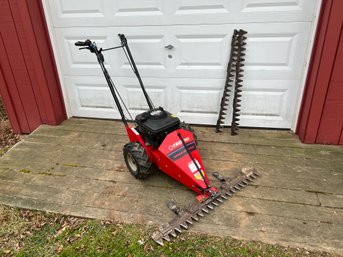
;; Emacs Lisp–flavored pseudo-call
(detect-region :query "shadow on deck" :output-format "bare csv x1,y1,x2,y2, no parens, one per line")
0,118,342,254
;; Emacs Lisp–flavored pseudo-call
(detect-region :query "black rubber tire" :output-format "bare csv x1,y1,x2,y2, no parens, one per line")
181,122,198,145
123,142,153,179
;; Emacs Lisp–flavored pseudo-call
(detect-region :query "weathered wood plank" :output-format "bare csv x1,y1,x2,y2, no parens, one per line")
318,194,343,209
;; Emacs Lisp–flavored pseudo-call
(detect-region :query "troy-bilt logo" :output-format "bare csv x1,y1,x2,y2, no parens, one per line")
168,137,190,151
168,141,196,161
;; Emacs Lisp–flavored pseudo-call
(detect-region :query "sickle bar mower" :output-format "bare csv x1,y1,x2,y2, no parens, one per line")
75,34,260,246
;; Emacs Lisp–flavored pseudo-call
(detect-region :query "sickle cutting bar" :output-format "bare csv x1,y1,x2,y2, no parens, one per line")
151,168,260,246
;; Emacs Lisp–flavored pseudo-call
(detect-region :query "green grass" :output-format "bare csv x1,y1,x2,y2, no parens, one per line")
0,206,333,257
18,169,31,174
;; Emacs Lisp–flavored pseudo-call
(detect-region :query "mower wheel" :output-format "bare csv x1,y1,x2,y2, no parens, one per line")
123,142,153,179
181,122,198,145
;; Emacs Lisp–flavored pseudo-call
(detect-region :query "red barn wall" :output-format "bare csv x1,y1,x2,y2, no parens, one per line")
297,0,343,145
0,0,66,133
317,30,343,144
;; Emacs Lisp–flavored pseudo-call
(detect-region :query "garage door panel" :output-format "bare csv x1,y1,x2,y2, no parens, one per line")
65,76,170,119
175,34,227,72
121,35,169,73
55,29,116,76
55,27,171,77
120,78,170,118
237,80,296,128
174,0,229,15
124,85,168,112
243,24,310,80
57,0,105,17
172,78,296,127
172,78,224,124
173,0,316,24
56,23,310,80
241,0,305,12
114,0,165,17
48,0,111,27
47,0,317,27
65,76,119,119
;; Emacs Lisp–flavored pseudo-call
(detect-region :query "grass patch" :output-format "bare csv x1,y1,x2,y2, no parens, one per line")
37,171,66,177
62,163,81,168
0,205,334,257
18,169,31,174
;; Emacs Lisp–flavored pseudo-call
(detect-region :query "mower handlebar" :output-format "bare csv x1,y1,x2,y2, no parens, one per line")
75,39,92,47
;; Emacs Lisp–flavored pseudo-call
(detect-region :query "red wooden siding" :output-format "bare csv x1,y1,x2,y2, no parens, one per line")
0,0,66,134
297,0,343,145
317,29,343,144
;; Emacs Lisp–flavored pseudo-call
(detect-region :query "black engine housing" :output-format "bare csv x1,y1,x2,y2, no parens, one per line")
135,107,180,148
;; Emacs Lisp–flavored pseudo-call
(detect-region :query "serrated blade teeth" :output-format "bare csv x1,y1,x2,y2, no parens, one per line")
156,239,164,246
217,198,224,203
234,185,241,191
174,226,182,233
212,201,219,206
163,235,171,242
207,204,214,210
191,215,199,221
198,210,204,217
170,230,177,237
201,207,209,213
246,177,253,182
180,223,188,229
221,195,227,200
186,219,193,225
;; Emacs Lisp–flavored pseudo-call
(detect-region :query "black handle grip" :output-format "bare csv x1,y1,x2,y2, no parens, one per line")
75,39,91,46
118,34,127,45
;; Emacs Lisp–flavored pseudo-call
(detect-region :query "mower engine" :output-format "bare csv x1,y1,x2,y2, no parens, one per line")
135,107,180,148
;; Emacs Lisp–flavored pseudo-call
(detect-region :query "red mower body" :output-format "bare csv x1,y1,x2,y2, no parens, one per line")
126,125,216,199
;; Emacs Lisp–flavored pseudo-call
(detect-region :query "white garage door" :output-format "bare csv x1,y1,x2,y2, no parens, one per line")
43,0,320,128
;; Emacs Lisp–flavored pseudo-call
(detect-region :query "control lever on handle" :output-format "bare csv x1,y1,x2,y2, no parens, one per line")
75,39,91,46
78,47,90,51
